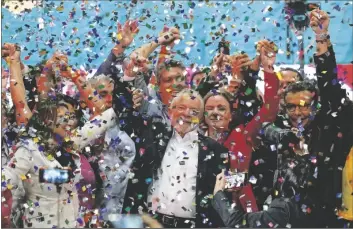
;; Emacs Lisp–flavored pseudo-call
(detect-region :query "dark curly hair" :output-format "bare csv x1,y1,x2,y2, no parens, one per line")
19,94,83,152
283,79,319,107
155,59,186,84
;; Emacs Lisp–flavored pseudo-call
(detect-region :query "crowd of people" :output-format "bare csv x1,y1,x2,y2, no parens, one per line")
1,8,352,228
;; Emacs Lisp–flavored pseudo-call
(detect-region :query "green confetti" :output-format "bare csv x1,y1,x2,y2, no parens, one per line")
245,88,253,96
183,23,188,29
245,16,249,22
146,23,151,29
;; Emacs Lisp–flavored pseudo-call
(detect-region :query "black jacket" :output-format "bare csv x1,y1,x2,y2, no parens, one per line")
260,45,353,227
121,114,230,228
212,190,304,228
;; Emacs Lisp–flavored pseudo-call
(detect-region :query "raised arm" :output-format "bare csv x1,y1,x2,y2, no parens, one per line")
68,70,107,117
310,9,346,112
224,45,280,171
71,107,117,150
94,20,139,79
2,44,32,126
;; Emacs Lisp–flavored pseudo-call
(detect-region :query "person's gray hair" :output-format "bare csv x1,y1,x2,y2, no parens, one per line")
89,74,113,87
170,89,204,118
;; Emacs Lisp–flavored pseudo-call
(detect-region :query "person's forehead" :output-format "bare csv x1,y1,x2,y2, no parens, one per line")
175,94,202,107
98,78,114,84
160,67,185,77
285,90,313,102
206,95,229,105
281,70,298,81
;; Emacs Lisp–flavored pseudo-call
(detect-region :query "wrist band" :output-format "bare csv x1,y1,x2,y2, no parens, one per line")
315,33,330,41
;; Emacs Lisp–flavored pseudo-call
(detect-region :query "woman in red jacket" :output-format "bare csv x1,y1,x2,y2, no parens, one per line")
203,42,280,213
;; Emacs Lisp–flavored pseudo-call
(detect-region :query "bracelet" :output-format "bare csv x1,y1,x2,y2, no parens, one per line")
315,33,330,41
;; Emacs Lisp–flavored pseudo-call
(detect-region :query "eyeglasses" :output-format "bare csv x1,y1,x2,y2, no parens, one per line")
285,103,311,112
175,105,201,116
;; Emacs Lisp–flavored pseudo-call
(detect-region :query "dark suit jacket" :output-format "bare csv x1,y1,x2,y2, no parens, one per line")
121,114,230,228
212,191,305,228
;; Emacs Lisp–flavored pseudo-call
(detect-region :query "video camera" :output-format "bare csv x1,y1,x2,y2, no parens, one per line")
285,0,320,32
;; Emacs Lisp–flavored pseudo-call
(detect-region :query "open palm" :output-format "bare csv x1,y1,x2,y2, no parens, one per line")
118,19,139,47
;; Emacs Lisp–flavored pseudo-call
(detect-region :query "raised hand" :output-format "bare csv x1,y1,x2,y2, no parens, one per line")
132,88,144,110
123,54,149,79
117,19,139,47
260,42,277,73
213,169,226,195
309,9,329,35
210,53,226,79
230,53,252,75
44,52,71,79
157,26,181,47
2,43,21,64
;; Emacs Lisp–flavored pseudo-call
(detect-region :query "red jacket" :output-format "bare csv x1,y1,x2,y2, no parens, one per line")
224,71,280,212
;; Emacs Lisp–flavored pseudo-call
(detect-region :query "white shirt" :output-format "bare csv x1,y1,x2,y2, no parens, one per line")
148,129,199,218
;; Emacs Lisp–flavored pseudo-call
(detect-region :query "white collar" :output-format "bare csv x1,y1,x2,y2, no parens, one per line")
172,129,198,143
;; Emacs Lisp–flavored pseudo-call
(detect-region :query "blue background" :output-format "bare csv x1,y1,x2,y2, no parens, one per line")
2,1,353,70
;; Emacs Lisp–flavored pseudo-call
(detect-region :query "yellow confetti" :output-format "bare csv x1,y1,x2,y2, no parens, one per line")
7,184,13,190
82,186,86,192
321,71,327,74
300,100,306,106
276,72,283,81
56,5,64,12
47,154,54,161
117,33,123,41
33,138,39,143
64,137,70,142
20,175,27,180
166,88,172,93
191,117,200,123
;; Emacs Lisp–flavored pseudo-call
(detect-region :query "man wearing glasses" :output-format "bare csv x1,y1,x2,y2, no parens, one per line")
261,10,353,227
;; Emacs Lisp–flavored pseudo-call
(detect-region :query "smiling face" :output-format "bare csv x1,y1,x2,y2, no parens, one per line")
159,67,186,106
168,93,203,137
204,95,232,131
53,102,78,138
284,90,313,128
95,78,114,108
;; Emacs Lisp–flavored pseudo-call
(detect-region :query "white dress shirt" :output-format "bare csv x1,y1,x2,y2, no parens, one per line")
148,129,199,218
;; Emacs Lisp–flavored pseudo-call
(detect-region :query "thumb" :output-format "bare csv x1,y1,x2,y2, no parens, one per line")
163,25,169,32
141,214,163,228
